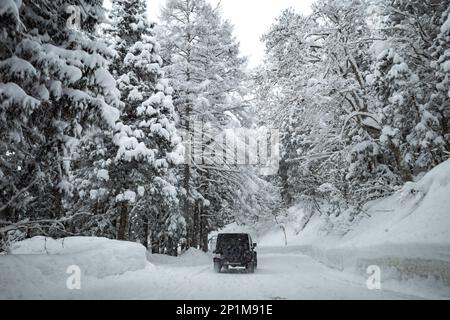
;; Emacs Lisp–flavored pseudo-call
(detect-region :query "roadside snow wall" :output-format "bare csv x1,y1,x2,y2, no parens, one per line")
0,236,149,299
254,160,450,292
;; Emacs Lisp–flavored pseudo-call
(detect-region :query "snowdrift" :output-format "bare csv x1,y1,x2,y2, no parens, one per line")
147,248,211,267
0,237,149,299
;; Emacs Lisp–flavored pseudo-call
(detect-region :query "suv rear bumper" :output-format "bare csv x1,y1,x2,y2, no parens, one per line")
214,256,254,266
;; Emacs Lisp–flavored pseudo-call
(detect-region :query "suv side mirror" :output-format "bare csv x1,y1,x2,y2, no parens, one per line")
252,243,257,249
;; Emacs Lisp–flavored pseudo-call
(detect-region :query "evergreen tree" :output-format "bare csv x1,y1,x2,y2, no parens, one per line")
158,0,253,251
430,6,450,160
372,0,450,176
0,0,120,247
70,0,185,252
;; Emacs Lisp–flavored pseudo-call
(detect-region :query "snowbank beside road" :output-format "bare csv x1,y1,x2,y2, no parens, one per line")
223,160,450,295
0,237,150,299
342,157,450,247
147,248,211,267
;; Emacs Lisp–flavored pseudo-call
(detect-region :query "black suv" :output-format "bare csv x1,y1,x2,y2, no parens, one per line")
213,233,257,273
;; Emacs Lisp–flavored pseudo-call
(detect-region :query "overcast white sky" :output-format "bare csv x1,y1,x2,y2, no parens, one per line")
105,0,315,67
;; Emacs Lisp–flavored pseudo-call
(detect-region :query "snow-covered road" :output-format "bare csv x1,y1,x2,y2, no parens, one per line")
69,247,418,300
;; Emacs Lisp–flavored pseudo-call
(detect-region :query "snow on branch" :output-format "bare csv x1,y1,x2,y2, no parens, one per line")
340,111,381,139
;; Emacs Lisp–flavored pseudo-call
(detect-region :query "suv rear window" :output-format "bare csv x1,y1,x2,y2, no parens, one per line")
216,234,250,250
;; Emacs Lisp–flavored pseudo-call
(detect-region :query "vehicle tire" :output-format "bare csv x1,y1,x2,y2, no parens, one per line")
214,261,222,273
246,262,255,273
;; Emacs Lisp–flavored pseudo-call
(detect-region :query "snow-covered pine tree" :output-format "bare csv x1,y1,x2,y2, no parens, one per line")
372,0,450,176
159,0,257,251
159,0,248,123
0,0,120,247
370,49,420,182
71,0,185,251
430,6,450,162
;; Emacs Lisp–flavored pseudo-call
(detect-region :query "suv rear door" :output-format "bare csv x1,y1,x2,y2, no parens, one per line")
217,234,250,263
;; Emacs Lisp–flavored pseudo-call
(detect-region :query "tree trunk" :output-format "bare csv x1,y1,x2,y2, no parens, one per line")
388,142,413,182
151,230,160,254
200,208,209,252
191,203,200,249
117,201,129,240
185,222,192,250
184,164,192,247
183,107,192,249
52,186,63,220
438,111,450,154
142,215,149,249
166,237,178,256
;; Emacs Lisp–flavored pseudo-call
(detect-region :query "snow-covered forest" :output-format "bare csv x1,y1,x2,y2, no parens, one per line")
0,0,281,253
0,0,450,300
254,0,450,219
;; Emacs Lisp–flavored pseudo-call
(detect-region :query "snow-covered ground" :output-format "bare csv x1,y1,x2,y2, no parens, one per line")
0,237,431,299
